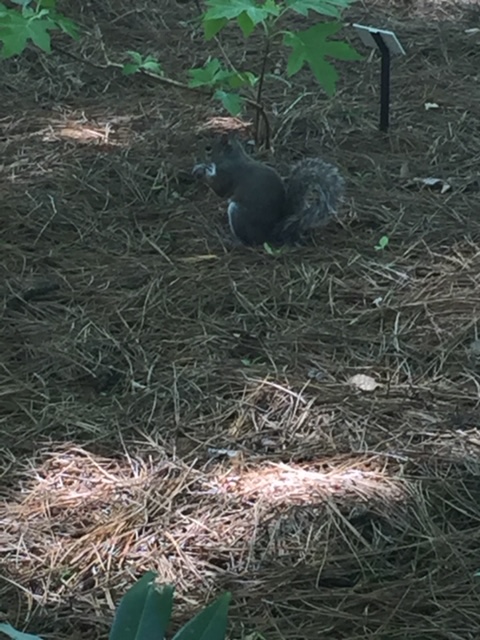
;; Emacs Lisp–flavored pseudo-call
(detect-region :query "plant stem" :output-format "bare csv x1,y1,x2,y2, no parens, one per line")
254,31,271,147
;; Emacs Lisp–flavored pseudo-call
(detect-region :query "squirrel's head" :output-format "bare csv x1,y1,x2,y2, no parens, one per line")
209,132,249,163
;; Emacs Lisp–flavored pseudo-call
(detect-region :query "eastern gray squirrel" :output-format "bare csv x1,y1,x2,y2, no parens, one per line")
192,133,345,246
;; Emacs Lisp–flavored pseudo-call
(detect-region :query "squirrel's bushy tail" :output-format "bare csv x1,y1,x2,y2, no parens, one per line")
279,158,345,244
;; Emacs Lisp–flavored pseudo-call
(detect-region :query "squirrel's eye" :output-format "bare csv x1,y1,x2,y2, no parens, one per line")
205,145,212,154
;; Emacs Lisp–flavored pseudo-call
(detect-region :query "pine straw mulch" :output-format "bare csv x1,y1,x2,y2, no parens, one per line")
2,0,480,638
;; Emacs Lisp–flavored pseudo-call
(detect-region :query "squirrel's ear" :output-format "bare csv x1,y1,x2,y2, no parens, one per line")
219,132,230,147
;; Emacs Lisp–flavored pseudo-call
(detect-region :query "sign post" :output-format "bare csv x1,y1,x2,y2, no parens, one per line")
353,24,406,132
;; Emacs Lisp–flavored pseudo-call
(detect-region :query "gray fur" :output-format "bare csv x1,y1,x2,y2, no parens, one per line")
279,158,345,244
193,135,345,246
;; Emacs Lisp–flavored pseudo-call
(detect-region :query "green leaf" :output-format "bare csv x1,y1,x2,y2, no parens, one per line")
264,0,281,12
215,90,243,115
126,50,143,64
141,59,163,75
0,24,29,58
122,62,140,75
109,573,175,640
226,70,258,88
204,0,280,38
54,15,80,39
204,0,279,22
123,52,163,77
172,592,231,640
203,17,227,39
264,242,276,254
285,39,304,76
188,58,223,87
27,19,52,53
321,38,364,61
0,7,60,57
375,235,389,251
311,59,338,94
0,622,44,640
236,11,255,37
189,58,257,93
285,0,355,18
283,22,362,95
213,69,239,84
263,242,283,255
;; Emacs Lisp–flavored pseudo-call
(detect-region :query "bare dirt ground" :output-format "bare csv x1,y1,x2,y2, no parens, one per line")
2,0,480,638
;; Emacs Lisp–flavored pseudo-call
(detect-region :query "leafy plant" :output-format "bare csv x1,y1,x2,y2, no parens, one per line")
375,235,389,251
189,0,362,133
263,241,284,256
122,50,164,77
109,571,174,640
188,57,257,115
0,0,79,58
0,573,232,640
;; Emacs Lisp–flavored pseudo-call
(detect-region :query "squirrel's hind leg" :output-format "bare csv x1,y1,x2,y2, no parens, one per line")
227,200,256,246
227,200,243,244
